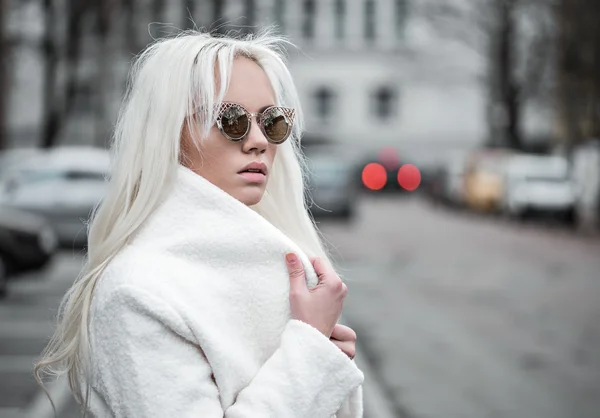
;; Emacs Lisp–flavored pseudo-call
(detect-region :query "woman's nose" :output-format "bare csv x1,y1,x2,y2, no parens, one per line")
242,119,268,154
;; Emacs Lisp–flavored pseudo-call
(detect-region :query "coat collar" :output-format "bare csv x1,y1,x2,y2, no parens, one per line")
130,165,319,286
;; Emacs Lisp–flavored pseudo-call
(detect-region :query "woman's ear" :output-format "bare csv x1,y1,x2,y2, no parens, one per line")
179,118,194,167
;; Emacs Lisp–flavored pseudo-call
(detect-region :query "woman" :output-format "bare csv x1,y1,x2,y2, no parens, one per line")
35,28,364,417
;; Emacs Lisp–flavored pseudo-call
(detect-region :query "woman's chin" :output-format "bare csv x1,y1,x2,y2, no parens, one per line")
235,187,266,206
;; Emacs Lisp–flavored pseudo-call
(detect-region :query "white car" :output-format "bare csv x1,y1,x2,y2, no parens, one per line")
0,148,41,177
441,154,469,207
571,139,600,231
0,146,110,248
503,154,576,220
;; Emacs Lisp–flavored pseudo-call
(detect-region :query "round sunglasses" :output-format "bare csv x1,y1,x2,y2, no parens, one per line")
214,102,296,145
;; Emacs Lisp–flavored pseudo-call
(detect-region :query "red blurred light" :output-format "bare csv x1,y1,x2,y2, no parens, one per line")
362,163,387,191
397,164,421,191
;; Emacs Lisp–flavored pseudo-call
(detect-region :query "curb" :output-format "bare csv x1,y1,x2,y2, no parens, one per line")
354,340,404,418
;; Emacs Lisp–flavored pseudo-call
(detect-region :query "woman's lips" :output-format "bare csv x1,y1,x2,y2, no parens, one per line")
238,172,266,183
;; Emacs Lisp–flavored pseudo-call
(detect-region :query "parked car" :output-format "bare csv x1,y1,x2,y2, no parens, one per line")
422,165,445,203
464,149,512,213
571,139,600,231
443,155,469,207
355,147,417,194
306,152,358,220
503,154,576,221
0,148,41,178
427,154,469,207
0,205,58,297
0,146,110,248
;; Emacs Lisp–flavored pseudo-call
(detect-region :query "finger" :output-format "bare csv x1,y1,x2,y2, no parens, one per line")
310,257,330,285
285,252,307,294
330,338,356,360
330,324,357,342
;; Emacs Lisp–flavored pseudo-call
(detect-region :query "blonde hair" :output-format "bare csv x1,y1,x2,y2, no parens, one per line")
34,27,334,416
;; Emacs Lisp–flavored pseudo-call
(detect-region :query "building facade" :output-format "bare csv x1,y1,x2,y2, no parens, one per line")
205,0,489,166
7,0,556,169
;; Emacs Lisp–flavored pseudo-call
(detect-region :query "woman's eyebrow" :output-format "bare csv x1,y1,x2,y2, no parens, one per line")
258,104,276,113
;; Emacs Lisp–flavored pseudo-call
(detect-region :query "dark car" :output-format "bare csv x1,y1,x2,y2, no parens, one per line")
355,147,417,194
0,205,58,297
306,153,358,220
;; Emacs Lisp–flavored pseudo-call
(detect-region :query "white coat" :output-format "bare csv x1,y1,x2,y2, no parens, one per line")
86,165,364,417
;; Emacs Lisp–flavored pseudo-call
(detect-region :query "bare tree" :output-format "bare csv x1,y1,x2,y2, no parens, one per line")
418,0,557,150
121,0,139,52
183,0,196,30
492,0,521,149
40,0,59,149
93,0,118,147
40,0,94,148
245,0,256,31
557,0,600,147
152,0,165,31
212,0,227,34
0,0,7,150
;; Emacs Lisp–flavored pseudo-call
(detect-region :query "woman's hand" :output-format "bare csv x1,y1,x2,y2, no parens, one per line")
285,253,347,338
330,323,357,360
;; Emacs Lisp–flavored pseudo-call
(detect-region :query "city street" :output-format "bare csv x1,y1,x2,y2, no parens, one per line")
0,250,84,418
322,195,600,418
2,0,599,417
1,195,599,418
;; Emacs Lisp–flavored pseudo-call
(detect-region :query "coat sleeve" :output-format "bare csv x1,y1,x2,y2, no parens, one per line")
335,314,364,418
334,316,364,417
89,285,364,418
335,385,363,418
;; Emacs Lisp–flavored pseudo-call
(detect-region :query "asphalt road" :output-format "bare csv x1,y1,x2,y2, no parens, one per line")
321,195,600,418
0,250,85,418
1,195,599,418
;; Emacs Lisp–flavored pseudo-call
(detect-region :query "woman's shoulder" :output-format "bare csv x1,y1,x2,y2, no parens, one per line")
93,245,197,309
89,246,198,346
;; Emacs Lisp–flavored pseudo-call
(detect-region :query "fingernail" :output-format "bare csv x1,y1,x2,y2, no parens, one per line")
285,253,297,265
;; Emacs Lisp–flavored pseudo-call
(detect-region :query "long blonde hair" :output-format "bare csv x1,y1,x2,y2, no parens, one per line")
34,27,333,416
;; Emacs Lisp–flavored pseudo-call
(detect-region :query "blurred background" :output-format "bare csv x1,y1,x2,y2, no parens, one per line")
0,0,599,417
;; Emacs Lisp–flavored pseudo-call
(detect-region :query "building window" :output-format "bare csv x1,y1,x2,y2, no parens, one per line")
395,0,407,39
364,0,376,42
274,0,285,32
302,0,316,40
334,0,346,40
314,87,336,121
373,86,397,120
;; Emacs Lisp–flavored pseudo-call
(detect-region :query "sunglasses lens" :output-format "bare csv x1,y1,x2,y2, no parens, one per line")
220,105,249,140
262,107,291,144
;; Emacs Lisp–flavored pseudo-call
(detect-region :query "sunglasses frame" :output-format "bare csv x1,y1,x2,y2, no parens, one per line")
214,102,296,145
